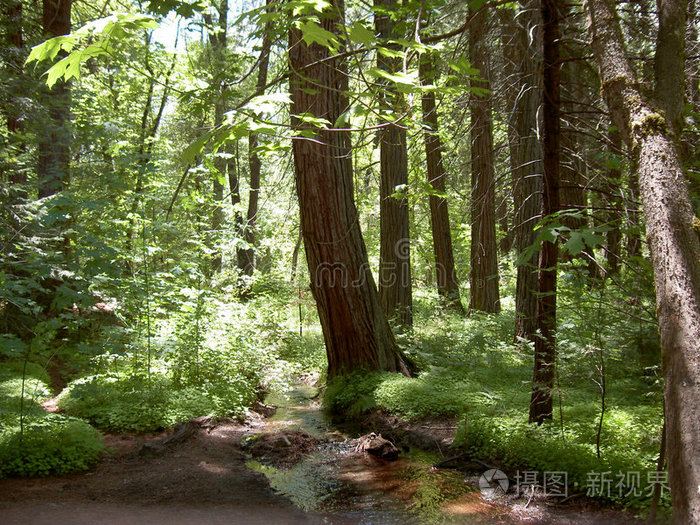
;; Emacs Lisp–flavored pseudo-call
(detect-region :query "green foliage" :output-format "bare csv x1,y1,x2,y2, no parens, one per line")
0,363,103,478
0,413,103,477
57,369,257,432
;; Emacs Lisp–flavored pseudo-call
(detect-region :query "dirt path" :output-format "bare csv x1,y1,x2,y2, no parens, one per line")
0,386,647,524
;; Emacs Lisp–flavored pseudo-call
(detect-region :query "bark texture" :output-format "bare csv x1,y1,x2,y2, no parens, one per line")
500,1,542,339
288,0,409,378
375,0,412,326
586,0,700,520
469,7,501,314
419,55,463,312
530,0,561,425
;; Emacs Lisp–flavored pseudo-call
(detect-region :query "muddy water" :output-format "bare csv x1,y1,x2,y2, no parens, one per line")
246,385,482,524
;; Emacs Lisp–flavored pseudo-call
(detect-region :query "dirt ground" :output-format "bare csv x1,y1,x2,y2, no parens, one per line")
0,402,648,525
0,420,330,524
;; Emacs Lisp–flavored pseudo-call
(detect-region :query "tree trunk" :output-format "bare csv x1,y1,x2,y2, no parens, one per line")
603,127,622,274
469,7,500,314
419,54,463,313
38,0,72,198
375,0,412,326
208,1,229,272
500,1,542,339
288,0,410,379
585,0,700,520
4,0,25,185
243,0,275,276
529,0,561,425
655,0,687,141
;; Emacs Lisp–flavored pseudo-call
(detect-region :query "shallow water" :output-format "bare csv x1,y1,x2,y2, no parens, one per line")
249,385,480,524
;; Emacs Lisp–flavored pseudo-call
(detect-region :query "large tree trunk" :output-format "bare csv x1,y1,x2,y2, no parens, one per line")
243,0,275,277
375,0,412,326
468,7,501,314
38,0,72,198
500,1,542,339
585,0,700,520
288,0,410,379
529,0,561,425
419,54,464,313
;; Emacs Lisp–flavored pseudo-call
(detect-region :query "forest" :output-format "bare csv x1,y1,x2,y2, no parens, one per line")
1,0,699,523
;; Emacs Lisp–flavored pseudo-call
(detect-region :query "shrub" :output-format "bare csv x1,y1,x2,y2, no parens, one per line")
0,413,103,477
57,370,258,432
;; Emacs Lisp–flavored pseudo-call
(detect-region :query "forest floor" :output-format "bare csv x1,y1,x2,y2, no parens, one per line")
0,383,646,525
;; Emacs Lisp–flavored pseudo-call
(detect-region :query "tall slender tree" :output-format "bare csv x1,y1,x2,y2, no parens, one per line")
3,0,26,186
469,6,500,313
375,0,412,326
242,0,276,276
419,54,463,312
288,0,410,378
529,0,561,425
38,0,72,198
585,0,700,520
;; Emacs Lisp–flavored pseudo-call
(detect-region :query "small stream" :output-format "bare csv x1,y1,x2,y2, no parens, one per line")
244,384,484,524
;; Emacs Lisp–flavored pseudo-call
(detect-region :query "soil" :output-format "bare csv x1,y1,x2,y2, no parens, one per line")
0,392,647,525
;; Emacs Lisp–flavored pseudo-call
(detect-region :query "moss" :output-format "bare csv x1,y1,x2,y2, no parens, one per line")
634,112,667,137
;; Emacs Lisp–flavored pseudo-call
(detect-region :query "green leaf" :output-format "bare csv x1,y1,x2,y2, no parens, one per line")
298,20,338,50
183,130,214,163
349,22,375,47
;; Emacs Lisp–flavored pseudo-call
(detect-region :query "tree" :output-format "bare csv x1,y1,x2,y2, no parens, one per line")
3,0,26,185
242,0,276,277
419,54,463,312
288,0,410,378
38,0,72,198
500,1,543,339
585,0,700,520
375,0,412,326
468,6,500,313
529,0,561,425
207,0,232,272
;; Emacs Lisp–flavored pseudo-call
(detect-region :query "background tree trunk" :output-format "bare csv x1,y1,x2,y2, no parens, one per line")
288,0,410,378
243,0,275,277
4,0,25,186
375,0,412,327
586,0,700,520
419,54,463,313
500,1,543,339
38,0,72,199
530,0,561,425
469,6,501,314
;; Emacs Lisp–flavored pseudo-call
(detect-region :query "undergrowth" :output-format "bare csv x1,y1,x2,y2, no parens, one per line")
0,364,103,478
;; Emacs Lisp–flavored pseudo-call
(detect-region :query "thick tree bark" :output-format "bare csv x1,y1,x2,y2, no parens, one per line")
419,55,464,313
38,0,72,198
375,0,412,326
243,0,275,276
585,0,700,520
500,1,542,339
288,0,410,378
468,7,501,314
529,0,561,425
